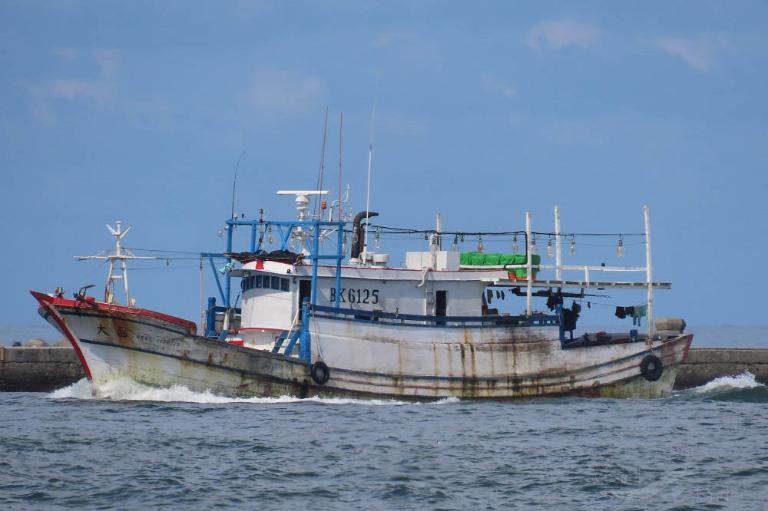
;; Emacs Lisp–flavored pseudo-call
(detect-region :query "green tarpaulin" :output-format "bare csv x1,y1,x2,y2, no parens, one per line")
460,252,540,267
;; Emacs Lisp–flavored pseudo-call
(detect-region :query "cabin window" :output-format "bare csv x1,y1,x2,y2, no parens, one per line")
242,273,292,293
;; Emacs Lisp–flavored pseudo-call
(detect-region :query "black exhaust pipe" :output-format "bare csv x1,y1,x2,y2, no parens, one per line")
351,211,379,259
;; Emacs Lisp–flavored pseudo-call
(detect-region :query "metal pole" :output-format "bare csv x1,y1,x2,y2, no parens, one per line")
335,222,343,308
105,260,114,303
199,257,204,333
363,106,375,259
644,205,654,340
225,221,233,308
121,260,130,306
208,257,225,304
554,205,562,281
311,220,320,306
526,211,533,316
249,224,257,252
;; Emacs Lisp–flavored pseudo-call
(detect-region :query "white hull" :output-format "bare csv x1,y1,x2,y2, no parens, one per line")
34,292,692,400
310,315,689,398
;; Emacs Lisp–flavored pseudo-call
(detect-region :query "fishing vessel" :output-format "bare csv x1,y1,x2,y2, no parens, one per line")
32,190,692,399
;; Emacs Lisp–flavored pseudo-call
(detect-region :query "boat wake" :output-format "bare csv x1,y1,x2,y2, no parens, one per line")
694,371,763,393
48,378,458,406
681,371,768,402
46,373,768,404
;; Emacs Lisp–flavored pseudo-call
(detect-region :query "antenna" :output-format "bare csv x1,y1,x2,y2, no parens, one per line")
363,103,376,257
314,108,329,218
338,111,343,221
231,151,246,221
75,221,159,305
276,191,329,251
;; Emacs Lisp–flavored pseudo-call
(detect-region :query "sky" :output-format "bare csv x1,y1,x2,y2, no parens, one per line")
1,1,767,332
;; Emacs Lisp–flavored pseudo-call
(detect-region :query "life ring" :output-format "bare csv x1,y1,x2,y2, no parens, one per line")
311,361,330,385
640,354,663,382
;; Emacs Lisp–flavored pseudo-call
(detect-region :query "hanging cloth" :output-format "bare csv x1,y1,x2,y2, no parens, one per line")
632,304,648,326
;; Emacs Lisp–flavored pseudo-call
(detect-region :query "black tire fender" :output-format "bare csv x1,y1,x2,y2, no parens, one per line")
311,361,330,385
640,354,663,382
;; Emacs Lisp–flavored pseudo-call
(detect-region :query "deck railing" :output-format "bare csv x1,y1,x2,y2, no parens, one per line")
310,304,559,328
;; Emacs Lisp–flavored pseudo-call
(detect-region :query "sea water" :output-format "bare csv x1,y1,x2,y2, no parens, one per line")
1,374,766,510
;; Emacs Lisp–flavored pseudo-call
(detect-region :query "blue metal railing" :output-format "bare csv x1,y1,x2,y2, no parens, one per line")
204,218,346,365
309,304,559,328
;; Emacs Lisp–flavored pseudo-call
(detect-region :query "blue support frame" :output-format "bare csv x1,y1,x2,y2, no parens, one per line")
206,256,226,304
206,218,346,362
249,224,258,252
298,300,311,361
205,297,218,337
225,223,233,307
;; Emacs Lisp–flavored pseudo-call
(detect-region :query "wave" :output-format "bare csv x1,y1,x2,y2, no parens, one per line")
47,378,448,406
681,371,768,402
693,371,764,394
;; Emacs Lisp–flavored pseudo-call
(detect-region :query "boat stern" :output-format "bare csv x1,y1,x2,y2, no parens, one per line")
596,332,694,399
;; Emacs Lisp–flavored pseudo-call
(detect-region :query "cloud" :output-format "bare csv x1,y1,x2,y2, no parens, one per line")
525,20,600,51
48,79,108,102
51,47,120,77
29,98,56,125
652,37,713,71
25,47,122,123
241,70,326,117
482,76,516,99
92,50,120,77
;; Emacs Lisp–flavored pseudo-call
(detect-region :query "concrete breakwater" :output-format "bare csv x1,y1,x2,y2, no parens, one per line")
674,348,768,389
1,346,766,392
0,346,85,391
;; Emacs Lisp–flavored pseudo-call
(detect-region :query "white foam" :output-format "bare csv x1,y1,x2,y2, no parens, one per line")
47,377,428,405
49,378,94,400
694,371,764,394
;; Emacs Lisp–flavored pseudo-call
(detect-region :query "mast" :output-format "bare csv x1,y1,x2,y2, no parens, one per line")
230,152,246,222
363,105,375,258
338,112,343,221
315,107,329,218
525,211,533,316
554,205,562,281
644,205,654,340
75,221,158,306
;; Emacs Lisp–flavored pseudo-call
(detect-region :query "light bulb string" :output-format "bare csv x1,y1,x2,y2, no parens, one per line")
367,224,645,238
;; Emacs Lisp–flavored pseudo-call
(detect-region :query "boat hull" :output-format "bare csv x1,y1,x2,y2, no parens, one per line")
308,314,691,399
33,291,692,400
